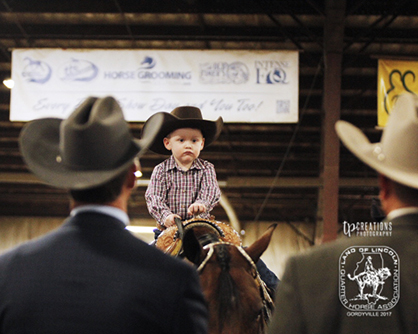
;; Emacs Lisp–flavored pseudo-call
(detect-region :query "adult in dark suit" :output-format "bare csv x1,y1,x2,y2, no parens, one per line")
0,96,208,334
268,93,418,334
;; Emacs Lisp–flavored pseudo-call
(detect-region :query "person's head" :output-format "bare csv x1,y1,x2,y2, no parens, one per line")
163,127,205,167
142,106,223,155
378,174,418,214
335,93,418,214
19,96,163,199
69,166,128,204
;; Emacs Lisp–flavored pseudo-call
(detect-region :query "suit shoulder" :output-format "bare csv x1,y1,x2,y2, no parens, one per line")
286,238,356,268
145,244,195,273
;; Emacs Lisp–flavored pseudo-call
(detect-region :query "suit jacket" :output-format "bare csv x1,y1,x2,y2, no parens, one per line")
268,213,418,334
0,212,208,334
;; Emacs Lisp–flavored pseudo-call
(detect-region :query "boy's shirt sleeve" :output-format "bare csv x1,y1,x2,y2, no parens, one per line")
145,164,173,226
195,162,221,214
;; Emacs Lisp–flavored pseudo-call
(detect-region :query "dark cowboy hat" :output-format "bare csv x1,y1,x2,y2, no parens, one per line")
19,96,163,190
142,106,223,155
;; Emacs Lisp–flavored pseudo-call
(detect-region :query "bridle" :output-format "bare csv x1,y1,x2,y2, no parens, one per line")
163,218,275,333
197,241,274,331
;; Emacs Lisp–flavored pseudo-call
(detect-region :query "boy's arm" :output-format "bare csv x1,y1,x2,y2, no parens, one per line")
145,166,174,227
194,163,221,213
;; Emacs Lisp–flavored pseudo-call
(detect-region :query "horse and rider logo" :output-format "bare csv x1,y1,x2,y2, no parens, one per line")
339,246,400,312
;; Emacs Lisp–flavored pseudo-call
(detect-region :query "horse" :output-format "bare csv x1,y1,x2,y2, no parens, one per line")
348,267,391,301
156,218,277,334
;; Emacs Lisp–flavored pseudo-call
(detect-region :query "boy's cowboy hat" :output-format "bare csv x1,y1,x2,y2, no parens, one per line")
19,96,163,190
142,106,223,155
335,93,418,189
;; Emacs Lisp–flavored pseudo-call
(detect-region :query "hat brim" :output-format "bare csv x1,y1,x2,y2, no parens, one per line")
20,116,160,190
143,112,223,155
336,120,418,188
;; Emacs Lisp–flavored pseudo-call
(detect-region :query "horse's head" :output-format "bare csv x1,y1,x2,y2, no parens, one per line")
378,267,392,280
183,223,277,334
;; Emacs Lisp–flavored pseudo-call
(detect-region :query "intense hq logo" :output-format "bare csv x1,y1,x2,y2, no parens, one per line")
339,246,400,315
255,60,289,84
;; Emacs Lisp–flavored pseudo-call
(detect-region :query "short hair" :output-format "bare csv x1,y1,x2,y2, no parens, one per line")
69,167,130,203
391,180,418,206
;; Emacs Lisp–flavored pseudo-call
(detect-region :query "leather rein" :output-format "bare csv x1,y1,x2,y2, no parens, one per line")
196,241,274,330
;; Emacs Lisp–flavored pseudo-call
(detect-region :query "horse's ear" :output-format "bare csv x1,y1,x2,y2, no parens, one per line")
245,224,277,263
183,229,206,265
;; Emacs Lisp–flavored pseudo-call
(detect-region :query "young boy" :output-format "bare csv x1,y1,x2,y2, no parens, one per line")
142,106,280,295
142,106,223,229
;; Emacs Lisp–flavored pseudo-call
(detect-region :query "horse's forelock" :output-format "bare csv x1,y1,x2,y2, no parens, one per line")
214,244,240,331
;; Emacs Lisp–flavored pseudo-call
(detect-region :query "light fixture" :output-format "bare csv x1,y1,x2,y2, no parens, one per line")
3,78,14,89
133,157,142,179
126,225,155,233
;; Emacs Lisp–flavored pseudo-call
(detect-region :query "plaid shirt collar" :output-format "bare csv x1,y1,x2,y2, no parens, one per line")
165,155,204,172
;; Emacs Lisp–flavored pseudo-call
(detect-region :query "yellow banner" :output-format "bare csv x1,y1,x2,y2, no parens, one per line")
378,59,418,127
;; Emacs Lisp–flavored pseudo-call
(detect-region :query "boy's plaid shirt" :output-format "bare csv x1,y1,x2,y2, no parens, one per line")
145,156,221,226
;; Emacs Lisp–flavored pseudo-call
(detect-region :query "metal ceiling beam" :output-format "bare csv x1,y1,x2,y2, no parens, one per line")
0,12,320,26
1,38,416,55
0,173,378,188
0,38,303,50
1,12,417,28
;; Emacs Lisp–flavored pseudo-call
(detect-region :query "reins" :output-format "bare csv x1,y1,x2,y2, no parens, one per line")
156,218,275,333
197,241,274,328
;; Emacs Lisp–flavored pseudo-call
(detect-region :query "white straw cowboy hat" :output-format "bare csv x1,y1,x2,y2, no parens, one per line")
335,93,418,189
19,96,163,190
142,106,223,155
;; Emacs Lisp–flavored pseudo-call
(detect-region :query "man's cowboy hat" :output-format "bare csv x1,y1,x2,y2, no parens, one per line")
141,106,223,155
19,96,163,190
335,93,418,189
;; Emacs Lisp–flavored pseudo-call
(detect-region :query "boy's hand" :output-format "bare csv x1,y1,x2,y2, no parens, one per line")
164,214,181,227
188,203,207,217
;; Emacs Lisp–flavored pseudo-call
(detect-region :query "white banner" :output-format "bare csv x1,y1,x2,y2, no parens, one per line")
10,49,299,123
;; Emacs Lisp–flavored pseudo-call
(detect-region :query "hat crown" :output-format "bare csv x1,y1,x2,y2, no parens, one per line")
380,93,418,170
59,96,131,170
19,95,163,189
336,93,418,189
170,106,203,120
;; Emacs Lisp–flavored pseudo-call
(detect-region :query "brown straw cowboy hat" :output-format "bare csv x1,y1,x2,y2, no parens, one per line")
141,106,223,155
335,93,418,189
19,96,163,190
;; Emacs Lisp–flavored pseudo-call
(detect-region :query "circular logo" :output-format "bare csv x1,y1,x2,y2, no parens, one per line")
339,246,400,312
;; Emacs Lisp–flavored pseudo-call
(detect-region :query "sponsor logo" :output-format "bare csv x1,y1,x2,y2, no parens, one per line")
255,60,289,84
139,56,156,69
137,55,191,81
21,57,52,84
58,58,98,82
342,221,392,238
199,61,249,84
339,246,400,316
103,56,191,81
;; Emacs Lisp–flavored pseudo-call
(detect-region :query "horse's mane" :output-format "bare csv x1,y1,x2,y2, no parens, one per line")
215,244,240,331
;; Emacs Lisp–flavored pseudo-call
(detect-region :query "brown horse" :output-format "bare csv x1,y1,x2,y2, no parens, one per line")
181,221,277,334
